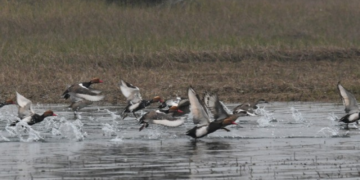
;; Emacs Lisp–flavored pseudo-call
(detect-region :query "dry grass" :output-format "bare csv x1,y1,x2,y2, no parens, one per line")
1,0,360,104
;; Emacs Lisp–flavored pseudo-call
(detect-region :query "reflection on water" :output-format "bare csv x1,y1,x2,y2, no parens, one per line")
0,102,359,179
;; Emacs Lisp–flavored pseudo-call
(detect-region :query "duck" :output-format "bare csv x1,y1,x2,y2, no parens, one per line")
0,98,15,109
337,82,360,129
232,99,268,116
185,87,239,139
159,96,190,117
61,78,104,117
138,106,184,131
62,78,103,99
119,80,164,118
10,92,57,126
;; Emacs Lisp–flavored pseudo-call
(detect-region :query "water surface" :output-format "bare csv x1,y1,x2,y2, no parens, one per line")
0,102,358,180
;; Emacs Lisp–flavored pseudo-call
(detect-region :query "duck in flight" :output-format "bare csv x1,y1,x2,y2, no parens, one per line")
159,96,190,117
138,106,184,131
186,87,241,139
337,82,360,129
61,78,104,118
232,99,268,116
119,80,164,119
10,92,56,126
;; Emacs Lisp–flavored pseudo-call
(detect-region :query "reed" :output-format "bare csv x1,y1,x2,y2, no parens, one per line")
0,0,360,103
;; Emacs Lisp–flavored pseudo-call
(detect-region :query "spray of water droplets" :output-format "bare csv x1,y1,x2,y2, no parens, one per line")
256,107,277,127
102,109,122,140
316,113,341,137
5,120,44,142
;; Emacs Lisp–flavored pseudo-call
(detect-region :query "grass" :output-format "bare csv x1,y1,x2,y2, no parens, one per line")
1,0,360,104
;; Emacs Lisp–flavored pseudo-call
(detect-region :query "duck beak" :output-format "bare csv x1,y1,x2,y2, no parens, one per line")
99,80,104,83
177,109,184,113
231,122,237,125
53,113,57,116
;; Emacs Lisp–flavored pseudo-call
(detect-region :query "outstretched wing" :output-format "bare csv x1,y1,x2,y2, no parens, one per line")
338,82,360,114
16,92,35,119
188,87,210,126
203,92,229,121
119,80,142,104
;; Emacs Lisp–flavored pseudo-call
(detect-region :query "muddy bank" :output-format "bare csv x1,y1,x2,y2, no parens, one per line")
1,50,359,104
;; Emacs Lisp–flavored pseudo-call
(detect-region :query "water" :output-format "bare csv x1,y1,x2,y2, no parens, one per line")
0,102,358,179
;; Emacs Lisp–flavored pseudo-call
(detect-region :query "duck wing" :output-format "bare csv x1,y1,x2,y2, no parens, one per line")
188,87,210,126
338,82,359,114
120,80,142,104
203,92,229,121
177,99,190,113
250,99,268,109
165,98,180,107
16,92,35,119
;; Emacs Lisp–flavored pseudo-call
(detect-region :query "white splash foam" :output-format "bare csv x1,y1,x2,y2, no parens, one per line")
316,113,343,137
110,136,123,142
5,121,44,142
290,107,305,123
327,112,340,126
104,109,121,120
256,107,277,127
102,123,117,137
102,109,120,138
316,127,339,137
52,117,87,141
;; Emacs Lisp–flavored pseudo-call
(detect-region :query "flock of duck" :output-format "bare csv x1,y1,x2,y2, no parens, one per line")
0,78,358,139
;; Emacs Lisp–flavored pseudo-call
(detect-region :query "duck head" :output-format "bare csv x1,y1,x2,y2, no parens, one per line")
222,117,238,126
168,106,184,113
152,96,164,103
5,98,15,105
91,78,103,84
42,110,57,117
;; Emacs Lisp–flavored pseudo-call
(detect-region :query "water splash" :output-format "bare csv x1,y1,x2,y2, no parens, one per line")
5,120,44,142
102,123,117,137
327,112,339,126
256,107,277,127
316,113,342,137
290,107,305,123
102,109,120,138
316,127,339,137
46,117,87,141
110,136,123,142
104,109,121,120
0,131,10,141
146,125,163,139
58,119,87,141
